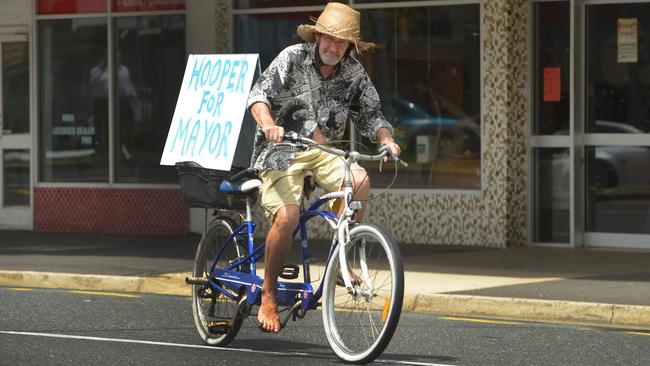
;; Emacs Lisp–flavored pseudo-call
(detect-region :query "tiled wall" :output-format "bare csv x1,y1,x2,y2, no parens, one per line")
34,188,188,235
216,0,529,248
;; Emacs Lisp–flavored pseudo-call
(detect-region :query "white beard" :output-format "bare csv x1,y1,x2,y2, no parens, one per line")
320,50,341,66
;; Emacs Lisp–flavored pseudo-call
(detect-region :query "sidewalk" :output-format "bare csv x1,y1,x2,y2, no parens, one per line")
1,230,650,329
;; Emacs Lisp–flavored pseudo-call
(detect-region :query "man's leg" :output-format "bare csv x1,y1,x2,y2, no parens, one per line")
258,204,300,333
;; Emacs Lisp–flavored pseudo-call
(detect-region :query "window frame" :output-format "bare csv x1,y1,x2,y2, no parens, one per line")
34,0,187,187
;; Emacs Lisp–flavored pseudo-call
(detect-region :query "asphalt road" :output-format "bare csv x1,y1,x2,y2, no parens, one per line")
1,287,649,366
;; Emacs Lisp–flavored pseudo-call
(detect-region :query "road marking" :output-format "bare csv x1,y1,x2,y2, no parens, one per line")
0,331,453,366
439,316,521,325
5,288,33,292
69,291,140,298
625,331,650,337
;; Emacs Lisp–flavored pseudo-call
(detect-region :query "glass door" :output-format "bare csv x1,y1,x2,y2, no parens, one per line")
0,35,32,229
530,0,572,246
583,1,650,248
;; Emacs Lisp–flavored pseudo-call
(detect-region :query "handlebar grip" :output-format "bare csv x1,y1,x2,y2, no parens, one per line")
284,132,299,142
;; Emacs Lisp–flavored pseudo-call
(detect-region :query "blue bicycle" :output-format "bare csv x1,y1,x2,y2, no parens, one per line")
184,133,406,364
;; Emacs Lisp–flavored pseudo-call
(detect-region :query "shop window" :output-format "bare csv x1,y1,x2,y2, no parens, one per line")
38,0,106,14
533,0,570,135
236,12,320,68
38,18,109,182
586,3,650,133
114,15,186,183
359,5,481,189
235,4,481,190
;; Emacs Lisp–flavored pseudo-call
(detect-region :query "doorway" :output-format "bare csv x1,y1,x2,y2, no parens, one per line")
0,34,31,229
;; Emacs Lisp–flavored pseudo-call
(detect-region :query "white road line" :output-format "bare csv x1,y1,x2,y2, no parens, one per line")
0,330,454,366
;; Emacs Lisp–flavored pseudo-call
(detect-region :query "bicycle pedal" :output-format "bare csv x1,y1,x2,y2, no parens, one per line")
207,320,231,334
279,264,299,279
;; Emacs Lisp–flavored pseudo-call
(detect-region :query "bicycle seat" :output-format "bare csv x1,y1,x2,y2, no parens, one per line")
219,178,261,194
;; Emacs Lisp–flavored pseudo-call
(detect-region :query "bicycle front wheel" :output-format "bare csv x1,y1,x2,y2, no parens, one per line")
322,223,404,364
191,216,246,347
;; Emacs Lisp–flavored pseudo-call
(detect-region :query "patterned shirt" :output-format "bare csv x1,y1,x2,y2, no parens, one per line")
247,42,394,171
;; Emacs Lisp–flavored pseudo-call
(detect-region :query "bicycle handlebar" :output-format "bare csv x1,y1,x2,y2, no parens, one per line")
284,132,408,167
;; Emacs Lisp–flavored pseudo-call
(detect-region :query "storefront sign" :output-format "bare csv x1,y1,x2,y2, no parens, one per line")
37,0,107,14
543,67,561,102
617,18,638,63
160,54,259,171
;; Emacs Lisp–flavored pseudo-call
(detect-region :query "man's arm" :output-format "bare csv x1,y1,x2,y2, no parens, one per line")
376,127,401,159
250,102,284,143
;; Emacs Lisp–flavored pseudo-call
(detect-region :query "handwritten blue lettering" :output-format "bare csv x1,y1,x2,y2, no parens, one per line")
236,59,248,94
170,117,190,152
209,59,221,86
187,57,203,91
183,119,201,156
217,121,232,158
227,60,240,92
217,60,231,91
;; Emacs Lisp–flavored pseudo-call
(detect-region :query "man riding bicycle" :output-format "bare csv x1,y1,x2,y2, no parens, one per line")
247,3,401,333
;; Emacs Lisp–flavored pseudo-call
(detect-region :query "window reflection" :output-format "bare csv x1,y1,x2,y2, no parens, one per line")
236,12,320,69
235,5,481,189
586,3,650,133
360,5,481,189
39,18,108,182
533,148,570,243
533,1,570,135
2,42,29,135
586,146,650,234
3,149,30,206
114,15,186,183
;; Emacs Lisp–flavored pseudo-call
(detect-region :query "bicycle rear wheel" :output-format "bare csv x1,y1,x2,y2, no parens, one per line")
191,216,247,347
322,223,404,364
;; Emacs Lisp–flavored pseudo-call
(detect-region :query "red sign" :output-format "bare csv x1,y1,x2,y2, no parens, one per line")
113,0,186,12
543,67,561,103
38,0,107,14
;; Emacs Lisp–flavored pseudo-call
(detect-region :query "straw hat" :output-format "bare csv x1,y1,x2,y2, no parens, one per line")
297,3,376,53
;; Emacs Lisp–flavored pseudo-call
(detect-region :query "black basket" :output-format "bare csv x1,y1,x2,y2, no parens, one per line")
175,161,251,210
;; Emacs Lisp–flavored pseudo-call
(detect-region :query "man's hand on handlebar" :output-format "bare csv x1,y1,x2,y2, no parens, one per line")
380,140,401,163
262,125,285,143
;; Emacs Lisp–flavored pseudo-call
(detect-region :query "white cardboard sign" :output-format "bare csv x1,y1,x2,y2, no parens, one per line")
160,54,258,170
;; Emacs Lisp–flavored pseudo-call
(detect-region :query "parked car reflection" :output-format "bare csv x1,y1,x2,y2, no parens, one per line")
389,95,480,161
553,121,650,190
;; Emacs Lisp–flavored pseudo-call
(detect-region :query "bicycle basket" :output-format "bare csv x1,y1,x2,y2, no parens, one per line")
175,161,252,210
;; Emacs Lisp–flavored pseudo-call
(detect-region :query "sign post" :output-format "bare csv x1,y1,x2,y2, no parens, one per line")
160,54,259,171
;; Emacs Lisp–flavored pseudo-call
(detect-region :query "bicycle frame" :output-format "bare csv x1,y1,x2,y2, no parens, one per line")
207,193,345,313
206,138,393,316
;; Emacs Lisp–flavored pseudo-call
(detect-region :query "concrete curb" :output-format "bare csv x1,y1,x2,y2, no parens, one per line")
406,293,650,330
2,270,649,330
0,271,191,297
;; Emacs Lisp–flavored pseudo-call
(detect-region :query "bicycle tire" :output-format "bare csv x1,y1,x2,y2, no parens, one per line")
322,223,404,364
191,216,247,347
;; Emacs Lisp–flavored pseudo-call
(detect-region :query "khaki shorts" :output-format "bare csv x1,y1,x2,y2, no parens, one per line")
259,148,355,222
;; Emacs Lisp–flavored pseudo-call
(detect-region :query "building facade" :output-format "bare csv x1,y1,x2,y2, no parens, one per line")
0,0,649,249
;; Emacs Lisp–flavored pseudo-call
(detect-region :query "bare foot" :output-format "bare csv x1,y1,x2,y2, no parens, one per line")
258,290,281,333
